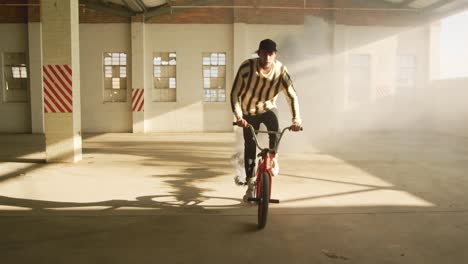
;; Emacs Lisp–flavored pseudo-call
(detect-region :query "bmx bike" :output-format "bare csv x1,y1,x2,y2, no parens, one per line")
233,122,302,229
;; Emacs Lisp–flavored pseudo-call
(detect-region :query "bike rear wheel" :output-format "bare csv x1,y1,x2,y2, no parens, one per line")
257,172,270,229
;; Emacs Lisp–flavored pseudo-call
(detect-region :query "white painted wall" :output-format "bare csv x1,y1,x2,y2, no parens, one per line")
428,78,468,136
0,24,31,133
79,24,132,132
332,25,431,133
144,24,233,132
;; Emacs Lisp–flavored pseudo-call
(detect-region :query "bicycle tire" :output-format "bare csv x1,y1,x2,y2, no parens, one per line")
258,172,270,229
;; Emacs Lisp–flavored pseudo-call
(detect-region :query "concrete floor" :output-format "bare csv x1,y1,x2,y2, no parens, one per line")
1,131,468,263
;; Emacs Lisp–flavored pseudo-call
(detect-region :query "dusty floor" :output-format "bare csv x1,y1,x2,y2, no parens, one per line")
1,131,468,263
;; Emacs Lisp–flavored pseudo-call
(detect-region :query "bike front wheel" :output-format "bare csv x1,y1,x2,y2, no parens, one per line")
257,172,270,229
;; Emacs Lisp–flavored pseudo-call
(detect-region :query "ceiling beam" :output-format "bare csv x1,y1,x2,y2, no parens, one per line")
80,0,135,17
422,0,457,12
143,3,172,20
120,0,132,10
419,1,468,22
121,0,143,12
134,0,148,12
398,0,417,8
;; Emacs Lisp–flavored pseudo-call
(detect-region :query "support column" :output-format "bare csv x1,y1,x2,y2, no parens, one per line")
28,0,44,134
131,14,145,133
41,0,82,162
233,23,248,71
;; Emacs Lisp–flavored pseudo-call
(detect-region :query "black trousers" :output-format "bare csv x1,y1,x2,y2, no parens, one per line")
243,109,279,179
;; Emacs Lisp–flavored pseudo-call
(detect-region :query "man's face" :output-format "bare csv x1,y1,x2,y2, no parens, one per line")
257,50,277,68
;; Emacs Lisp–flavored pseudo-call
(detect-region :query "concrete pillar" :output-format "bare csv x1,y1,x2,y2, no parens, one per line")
131,15,145,133
233,23,248,71
28,0,44,134
41,0,82,162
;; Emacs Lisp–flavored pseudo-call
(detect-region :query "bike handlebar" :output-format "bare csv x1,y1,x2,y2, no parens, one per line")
232,122,303,153
231,122,303,132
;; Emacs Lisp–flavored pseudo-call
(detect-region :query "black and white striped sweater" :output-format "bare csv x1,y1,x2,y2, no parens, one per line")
230,58,301,123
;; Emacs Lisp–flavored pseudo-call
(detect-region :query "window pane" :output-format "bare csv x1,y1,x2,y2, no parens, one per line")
154,57,162,65
112,78,120,89
105,66,113,78
169,78,176,89
104,56,112,65
120,67,126,78
211,66,218,77
12,67,20,78
203,57,210,65
203,68,211,78
112,53,120,65
120,53,127,65
218,53,226,65
154,66,161,77
218,89,225,102
20,67,27,78
210,53,218,65
204,78,211,88
168,89,176,101
204,90,211,102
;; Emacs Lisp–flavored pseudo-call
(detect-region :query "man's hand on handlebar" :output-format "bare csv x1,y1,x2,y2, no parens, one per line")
290,121,302,132
236,117,249,128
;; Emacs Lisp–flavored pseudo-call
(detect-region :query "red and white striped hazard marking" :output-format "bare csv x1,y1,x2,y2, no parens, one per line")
43,65,73,113
132,88,144,112
376,85,392,98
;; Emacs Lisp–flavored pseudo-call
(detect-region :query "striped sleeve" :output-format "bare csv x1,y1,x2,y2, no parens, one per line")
230,60,249,119
281,67,301,124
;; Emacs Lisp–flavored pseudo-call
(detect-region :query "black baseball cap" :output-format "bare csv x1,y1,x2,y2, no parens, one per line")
257,39,277,53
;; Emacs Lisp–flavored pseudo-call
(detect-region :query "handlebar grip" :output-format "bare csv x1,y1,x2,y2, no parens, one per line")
289,126,304,131
232,122,237,126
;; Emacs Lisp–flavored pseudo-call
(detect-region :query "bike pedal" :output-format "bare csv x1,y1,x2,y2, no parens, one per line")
269,199,280,203
248,198,260,202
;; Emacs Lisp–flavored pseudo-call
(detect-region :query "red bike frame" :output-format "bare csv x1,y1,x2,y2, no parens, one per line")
234,122,302,228
245,125,295,202
255,151,275,199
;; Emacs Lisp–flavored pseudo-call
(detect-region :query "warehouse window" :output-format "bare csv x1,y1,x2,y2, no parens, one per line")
2,52,29,102
347,54,370,104
202,52,226,102
103,52,127,102
153,52,176,102
396,55,416,92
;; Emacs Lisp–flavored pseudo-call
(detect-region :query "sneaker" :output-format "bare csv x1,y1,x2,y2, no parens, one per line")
243,177,256,202
234,175,246,186
271,154,279,176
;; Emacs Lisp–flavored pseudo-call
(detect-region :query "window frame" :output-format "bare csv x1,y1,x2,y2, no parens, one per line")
396,54,417,91
2,52,29,103
202,52,227,103
153,52,177,102
103,52,128,103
